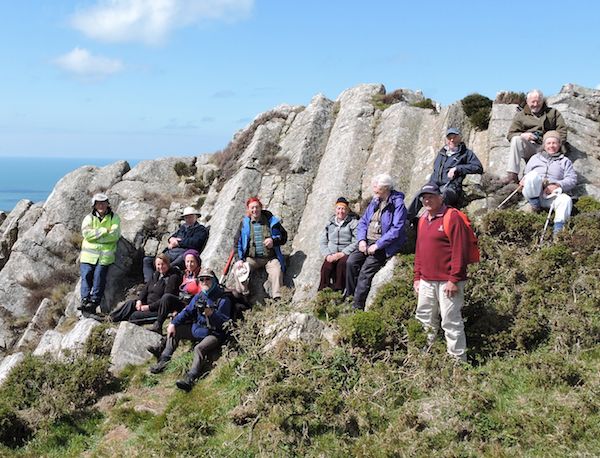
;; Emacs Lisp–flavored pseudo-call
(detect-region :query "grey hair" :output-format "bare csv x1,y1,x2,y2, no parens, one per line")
527,89,544,100
372,173,394,189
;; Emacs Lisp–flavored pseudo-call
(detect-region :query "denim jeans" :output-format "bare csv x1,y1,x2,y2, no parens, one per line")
80,262,110,304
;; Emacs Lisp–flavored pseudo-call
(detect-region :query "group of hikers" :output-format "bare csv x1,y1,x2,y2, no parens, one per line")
76,88,577,386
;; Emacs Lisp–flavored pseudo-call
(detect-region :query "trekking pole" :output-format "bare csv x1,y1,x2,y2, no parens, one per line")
220,249,235,286
496,185,522,209
538,201,555,245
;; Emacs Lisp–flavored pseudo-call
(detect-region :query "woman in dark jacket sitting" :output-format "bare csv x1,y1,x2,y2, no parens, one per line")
109,253,181,323
147,249,202,333
149,267,232,392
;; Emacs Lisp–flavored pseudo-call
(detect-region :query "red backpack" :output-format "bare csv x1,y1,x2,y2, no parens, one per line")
419,208,480,264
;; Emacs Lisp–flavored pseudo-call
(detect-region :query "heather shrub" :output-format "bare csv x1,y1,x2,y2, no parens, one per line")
411,98,436,110
372,89,407,110
495,91,527,106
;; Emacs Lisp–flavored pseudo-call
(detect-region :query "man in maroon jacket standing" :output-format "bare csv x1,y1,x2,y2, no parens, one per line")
413,183,471,362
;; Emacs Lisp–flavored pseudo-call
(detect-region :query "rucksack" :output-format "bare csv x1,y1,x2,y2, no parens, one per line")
418,208,480,264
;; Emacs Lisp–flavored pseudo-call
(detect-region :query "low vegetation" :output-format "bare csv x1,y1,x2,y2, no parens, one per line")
461,93,493,131
495,90,527,106
372,89,407,111
1,202,599,456
410,98,436,111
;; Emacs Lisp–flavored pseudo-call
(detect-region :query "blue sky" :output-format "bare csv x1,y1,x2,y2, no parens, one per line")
1,0,598,160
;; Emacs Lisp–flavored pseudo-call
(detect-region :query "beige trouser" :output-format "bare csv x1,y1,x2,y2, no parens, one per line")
415,279,467,361
507,136,541,174
235,257,283,299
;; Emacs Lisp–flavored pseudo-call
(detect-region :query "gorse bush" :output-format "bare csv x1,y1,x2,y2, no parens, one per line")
461,93,493,130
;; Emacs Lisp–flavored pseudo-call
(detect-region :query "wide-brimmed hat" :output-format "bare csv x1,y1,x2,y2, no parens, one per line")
181,206,201,218
235,261,250,283
198,267,215,279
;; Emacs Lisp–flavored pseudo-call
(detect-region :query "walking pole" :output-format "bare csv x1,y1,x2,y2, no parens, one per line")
220,249,235,286
538,201,555,245
496,185,522,209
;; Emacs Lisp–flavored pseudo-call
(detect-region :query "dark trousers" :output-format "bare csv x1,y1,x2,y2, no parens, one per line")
345,250,388,310
153,293,186,328
318,255,349,291
109,299,157,323
161,325,221,379
143,248,186,282
80,262,110,305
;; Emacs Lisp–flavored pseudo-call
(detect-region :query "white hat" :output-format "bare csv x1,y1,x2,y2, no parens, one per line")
181,206,200,218
91,193,109,205
235,261,250,283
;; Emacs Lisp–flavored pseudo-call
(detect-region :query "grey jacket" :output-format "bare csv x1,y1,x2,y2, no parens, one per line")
524,151,577,192
319,215,359,257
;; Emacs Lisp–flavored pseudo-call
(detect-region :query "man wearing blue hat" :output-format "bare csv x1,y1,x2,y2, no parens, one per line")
407,128,483,222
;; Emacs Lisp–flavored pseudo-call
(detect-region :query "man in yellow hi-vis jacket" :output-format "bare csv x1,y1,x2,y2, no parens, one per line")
78,193,121,314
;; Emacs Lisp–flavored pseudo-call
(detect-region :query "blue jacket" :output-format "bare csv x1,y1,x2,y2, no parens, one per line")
237,210,286,272
432,143,483,193
171,285,232,341
357,190,407,258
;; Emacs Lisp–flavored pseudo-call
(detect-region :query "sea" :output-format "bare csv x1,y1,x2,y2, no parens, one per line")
0,157,140,213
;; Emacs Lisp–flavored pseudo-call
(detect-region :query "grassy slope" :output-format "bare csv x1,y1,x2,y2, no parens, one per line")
1,204,599,457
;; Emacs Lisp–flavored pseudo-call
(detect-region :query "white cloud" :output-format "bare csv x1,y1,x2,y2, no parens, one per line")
596,83,600,90
54,47,124,79
71,0,254,45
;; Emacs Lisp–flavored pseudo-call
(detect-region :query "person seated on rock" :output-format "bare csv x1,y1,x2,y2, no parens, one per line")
407,128,483,222
318,197,359,292
108,253,181,324
345,173,407,310
233,197,287,300
142,206,208,282
146,249,203,334
503,89,568,184
148,267,232,392
520,131,577,235
78,193,121,315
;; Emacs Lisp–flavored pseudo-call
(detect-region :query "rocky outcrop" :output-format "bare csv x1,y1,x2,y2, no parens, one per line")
0,82,598,363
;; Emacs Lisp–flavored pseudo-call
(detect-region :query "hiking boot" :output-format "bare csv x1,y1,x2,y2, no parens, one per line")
77,298,92,311
147,338,166,359
149,358,170,374
149,321,163,335
501,172,519,185
175,374,196,392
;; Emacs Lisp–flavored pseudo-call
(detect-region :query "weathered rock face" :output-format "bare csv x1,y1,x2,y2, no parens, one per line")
0,82,598,359
109,321,162,375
